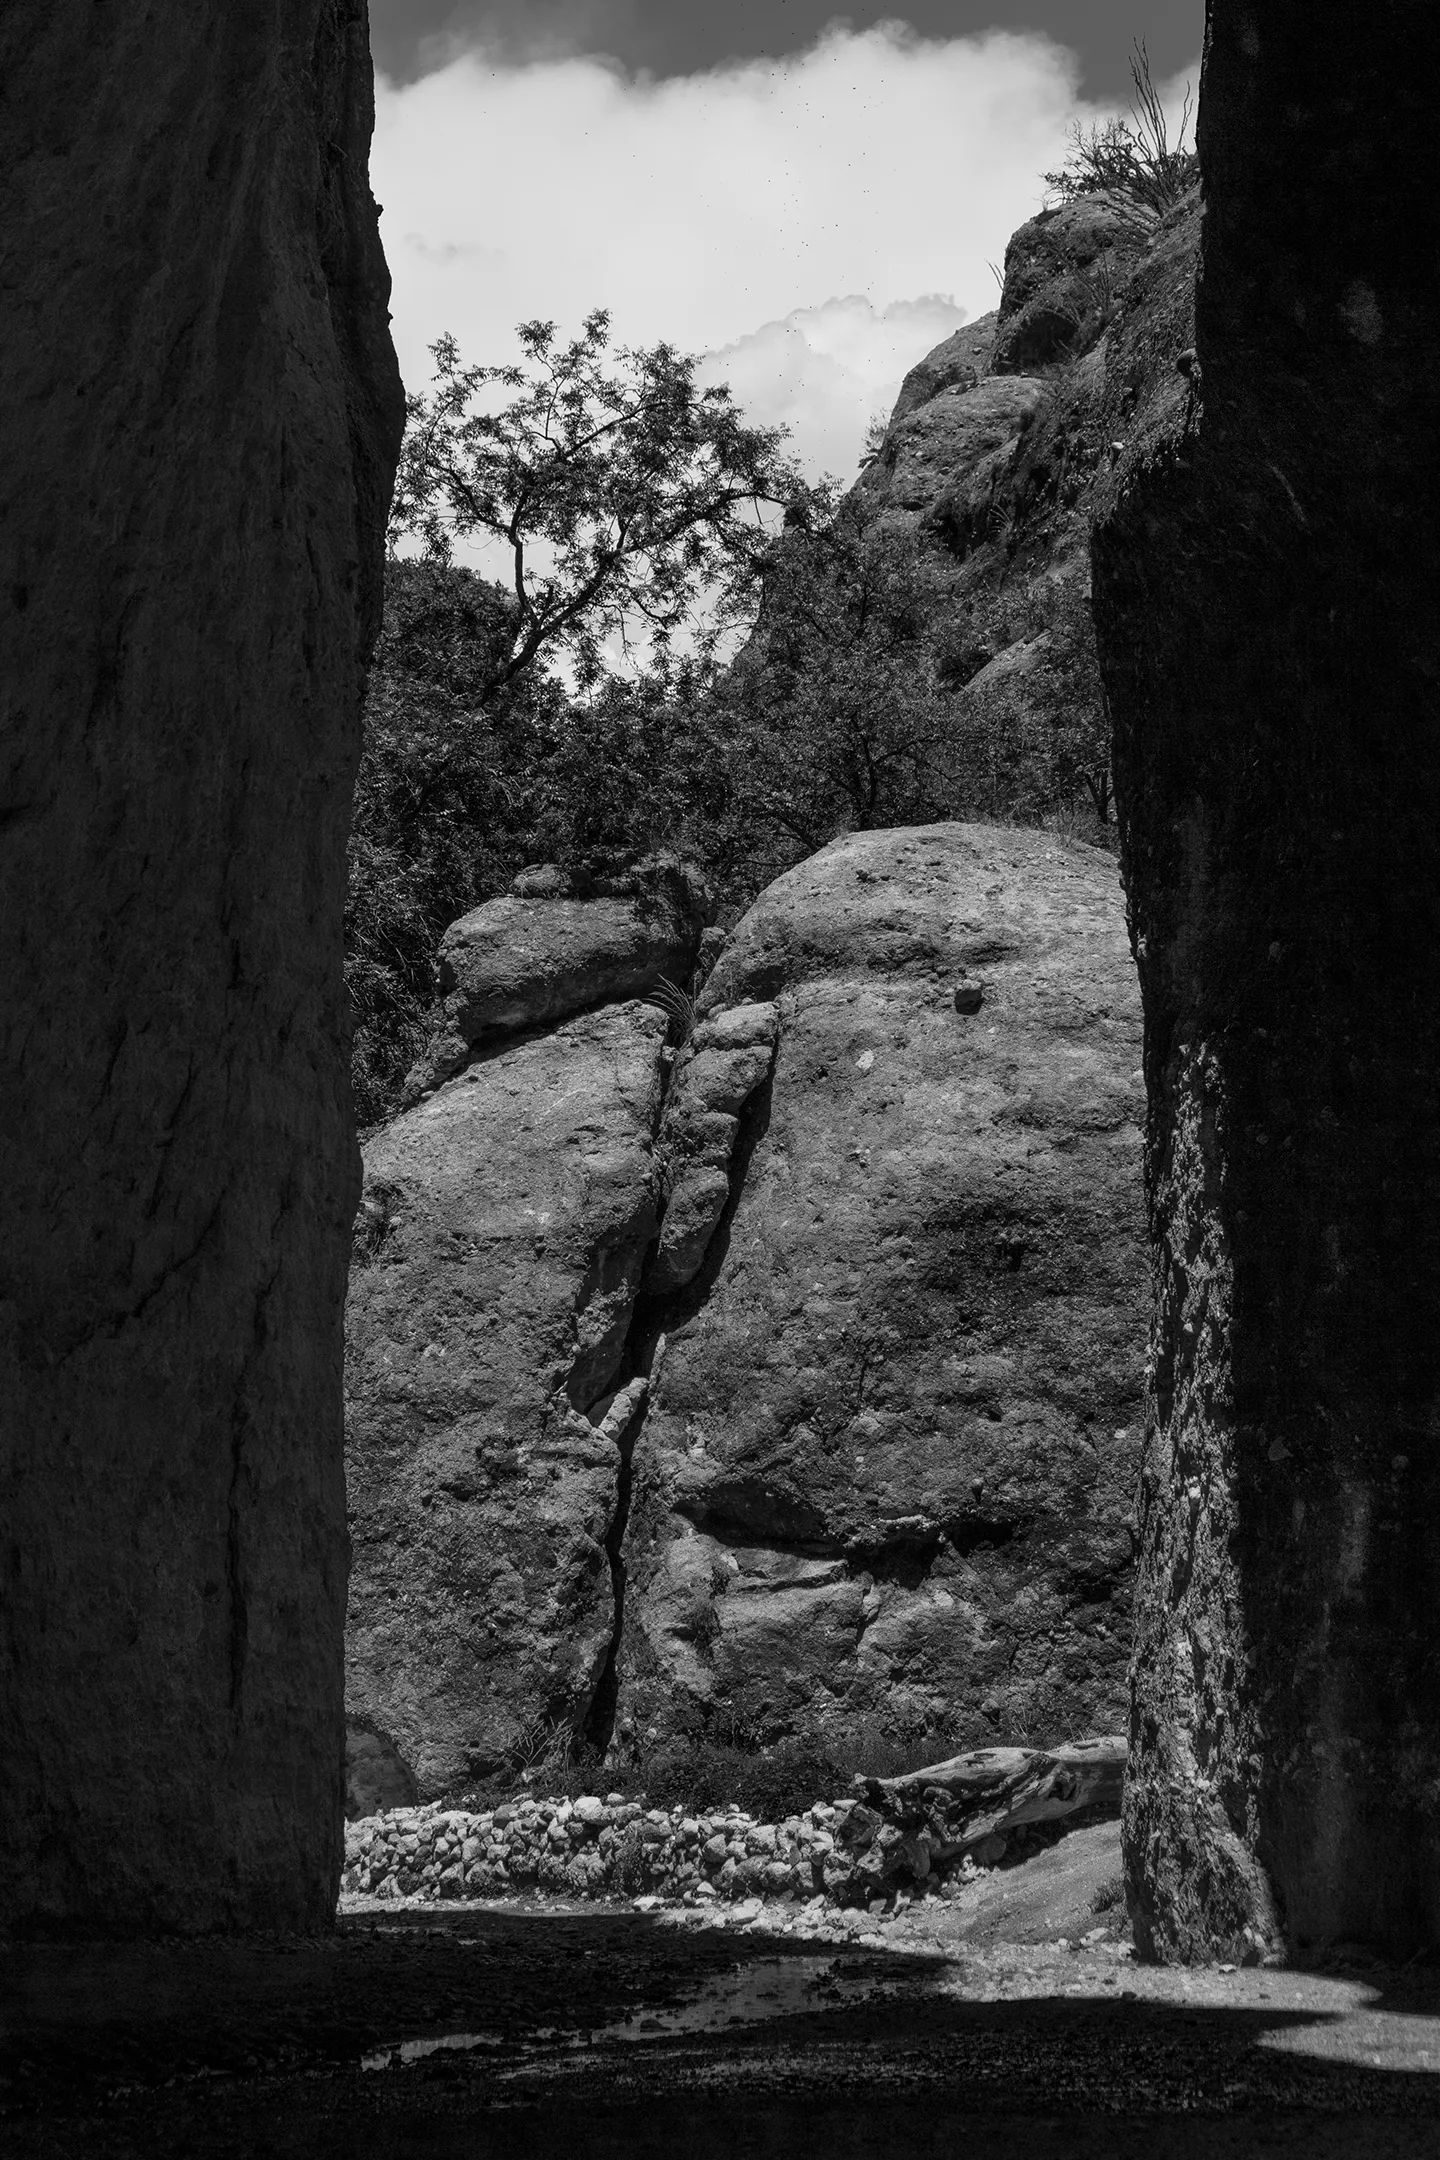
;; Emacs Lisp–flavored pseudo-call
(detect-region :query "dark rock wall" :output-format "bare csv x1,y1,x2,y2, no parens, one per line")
0,1,402,1932
1092,2,1440,1958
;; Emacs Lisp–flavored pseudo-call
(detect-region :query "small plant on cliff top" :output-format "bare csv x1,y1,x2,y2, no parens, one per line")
1045,41,1196,217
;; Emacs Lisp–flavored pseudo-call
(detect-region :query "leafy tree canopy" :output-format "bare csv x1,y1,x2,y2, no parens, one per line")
388,311,811,695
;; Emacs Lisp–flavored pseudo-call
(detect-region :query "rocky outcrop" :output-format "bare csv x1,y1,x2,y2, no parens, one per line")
346,998,671,1800
864,378,1046,520
614,824,1147,1765
1092,6,1440,1958
404,859,711,1102
0,3,402,1932
849,185,1199,847
345,827,1148,1804
991,196,1152,377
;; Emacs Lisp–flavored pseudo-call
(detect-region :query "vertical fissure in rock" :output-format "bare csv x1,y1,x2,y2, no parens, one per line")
583,1066,777,1757
225,1402,249,1717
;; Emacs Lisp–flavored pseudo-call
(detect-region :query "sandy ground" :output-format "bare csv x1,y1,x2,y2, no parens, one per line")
6,1825,1440,2157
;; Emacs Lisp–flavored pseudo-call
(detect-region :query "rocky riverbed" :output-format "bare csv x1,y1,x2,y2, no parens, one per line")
343,1786,1077,1912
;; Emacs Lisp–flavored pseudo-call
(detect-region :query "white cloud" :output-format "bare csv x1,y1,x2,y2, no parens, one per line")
372,26,1200,507
700,293,972,481
374,26,1081,476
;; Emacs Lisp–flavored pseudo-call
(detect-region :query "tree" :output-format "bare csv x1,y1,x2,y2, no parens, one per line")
347,559,565,1125
389,312,808,693
694,499,963,896
350,317,811,1124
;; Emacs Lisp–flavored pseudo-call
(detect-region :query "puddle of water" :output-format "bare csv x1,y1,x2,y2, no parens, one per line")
360,1956,901,2071
591,1957,881,2041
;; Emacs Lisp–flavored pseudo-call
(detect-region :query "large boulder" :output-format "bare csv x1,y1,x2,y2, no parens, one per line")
1093,3,1440,1960
0,2,401,1932
887,313,997,425
345,1000,669,1803
614,824,1148,1761
991,195,1153,376
860,377,1045,519
405,859,710,1101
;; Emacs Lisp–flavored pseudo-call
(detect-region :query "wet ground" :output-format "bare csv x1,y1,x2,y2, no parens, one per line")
6,1827,1440,2158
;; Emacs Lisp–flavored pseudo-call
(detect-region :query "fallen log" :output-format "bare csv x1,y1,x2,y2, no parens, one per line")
852,1735,1125,1857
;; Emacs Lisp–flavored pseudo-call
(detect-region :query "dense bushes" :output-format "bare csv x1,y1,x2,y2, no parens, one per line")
347,538,1114,1126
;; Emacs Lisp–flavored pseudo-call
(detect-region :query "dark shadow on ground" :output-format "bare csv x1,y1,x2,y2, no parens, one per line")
4,1907,1440,2158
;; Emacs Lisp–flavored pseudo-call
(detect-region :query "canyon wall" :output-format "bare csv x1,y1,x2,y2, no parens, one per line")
1092,2,1440,1958
0,0,403,1932
345,829,1148,1805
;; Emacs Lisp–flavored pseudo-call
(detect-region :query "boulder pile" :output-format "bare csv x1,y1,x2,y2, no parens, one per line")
345,1792,957,1908
342,1739,1124,1909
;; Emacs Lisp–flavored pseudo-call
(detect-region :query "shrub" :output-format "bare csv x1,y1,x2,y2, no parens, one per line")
1044,42,1197,218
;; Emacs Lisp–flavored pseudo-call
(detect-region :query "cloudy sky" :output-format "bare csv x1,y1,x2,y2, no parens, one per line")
369,1,1201,486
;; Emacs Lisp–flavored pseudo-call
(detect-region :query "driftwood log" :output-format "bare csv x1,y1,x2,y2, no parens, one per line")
848,1736,1125,1870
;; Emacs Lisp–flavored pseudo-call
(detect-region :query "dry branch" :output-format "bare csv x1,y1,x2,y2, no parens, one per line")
853,1735,1124,1859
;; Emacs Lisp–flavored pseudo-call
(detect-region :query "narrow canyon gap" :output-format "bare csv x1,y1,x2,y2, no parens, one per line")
0,1,402,1931
1093,1,1440,1955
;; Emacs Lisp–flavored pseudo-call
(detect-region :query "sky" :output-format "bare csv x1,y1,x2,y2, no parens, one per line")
369,2,1202,506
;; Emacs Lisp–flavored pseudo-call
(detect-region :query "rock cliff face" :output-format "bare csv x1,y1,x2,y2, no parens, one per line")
344,874,709,1804
0,2,402,1932
616,826,1146,1763
345,827,1147,1801
1092,5,1440,1957
853,188,1198,834
346,1000,669,1802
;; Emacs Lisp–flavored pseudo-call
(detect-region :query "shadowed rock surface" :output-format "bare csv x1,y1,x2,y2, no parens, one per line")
851,181,1200,849
615,824,1147,1763
0,0,402,1932
1092,2,1440,1959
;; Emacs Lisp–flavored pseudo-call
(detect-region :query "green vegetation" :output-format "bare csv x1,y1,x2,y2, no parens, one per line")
445,1718,991,1822
350,307,1118,1126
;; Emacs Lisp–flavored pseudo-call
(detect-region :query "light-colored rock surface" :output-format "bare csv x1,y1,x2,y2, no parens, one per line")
991,195,1153,375
861,377,1045,517
888,313,997,423
649,1002,781,1297
616,823,1146,1762
345,1001,669,1802
406,861,709,1101
0,0,402,1932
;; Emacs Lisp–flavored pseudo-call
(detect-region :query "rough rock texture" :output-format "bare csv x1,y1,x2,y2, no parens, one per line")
345,1001,670,1802
850,189,1199,848
991,196,1153,377
404,860,710,1103
615,825,1148,1761
648,1003,782,1298
889,315,997,425
0,3,402,1932
867,378,1047,519
1091,4,1440,1958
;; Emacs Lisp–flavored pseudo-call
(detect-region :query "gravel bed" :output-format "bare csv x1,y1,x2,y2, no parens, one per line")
343,1791,991,1910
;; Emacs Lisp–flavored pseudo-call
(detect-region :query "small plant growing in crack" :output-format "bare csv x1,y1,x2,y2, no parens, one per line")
644,973,698,1049
1091,1872,1126,1914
